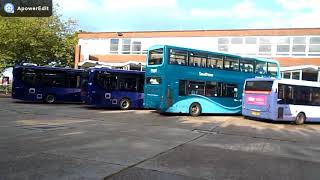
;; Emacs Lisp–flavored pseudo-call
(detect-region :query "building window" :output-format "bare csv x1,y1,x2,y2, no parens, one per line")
260,37,272,44
245,37,257,44
292,37,306,56
310,37,320,44
293,45,306,52
243,37,258,55
309,37,320,56
218,45,228,52
132,41,141,54
276,37,290,56
309,45,320,52
122,39,131,54
231,37,243,44
259,45,271,53
218,38,229,44
110,39,119,54
218,38,229,52
293,37,306,44
230,37,244,54
258,37,272,56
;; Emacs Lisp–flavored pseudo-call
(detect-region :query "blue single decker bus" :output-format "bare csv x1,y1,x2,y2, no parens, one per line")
144,45,281,116
83,68,144,110
12,65,86,103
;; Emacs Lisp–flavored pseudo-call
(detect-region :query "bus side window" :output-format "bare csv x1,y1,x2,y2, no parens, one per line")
224,56,239,71
205,82,218,97
240,58,254,73
221,83,238,98
169,49,188,65
267,62,278,77
312,88,320,106
207,55,223,69
278,84,285,104
189,53,206,67
285,85,294,104
255,61,267,75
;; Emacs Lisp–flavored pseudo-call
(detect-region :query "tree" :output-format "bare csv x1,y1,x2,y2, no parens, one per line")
0,8,78,71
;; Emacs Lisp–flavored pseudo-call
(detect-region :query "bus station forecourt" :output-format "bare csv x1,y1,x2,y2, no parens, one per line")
4,45,320,179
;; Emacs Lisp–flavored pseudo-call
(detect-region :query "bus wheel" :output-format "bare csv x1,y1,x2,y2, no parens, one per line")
189,103,201,116
120,98,131,110
295,112,306,125
45,94,55,104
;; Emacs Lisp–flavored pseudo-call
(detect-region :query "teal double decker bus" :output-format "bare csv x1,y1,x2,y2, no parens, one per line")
144,45,280,116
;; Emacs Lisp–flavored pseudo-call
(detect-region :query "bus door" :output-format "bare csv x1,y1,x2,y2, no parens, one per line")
66,72,82,102
277,84,298,120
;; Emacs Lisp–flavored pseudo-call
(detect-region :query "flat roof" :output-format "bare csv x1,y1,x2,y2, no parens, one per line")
78,28,320,39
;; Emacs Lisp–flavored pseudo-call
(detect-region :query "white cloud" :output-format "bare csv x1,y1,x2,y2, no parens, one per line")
276,0,320,10
103,0,177,10
190,1,276,19
54,0,176,15
275,0,320,27
54,0,97,13
190,0,320,29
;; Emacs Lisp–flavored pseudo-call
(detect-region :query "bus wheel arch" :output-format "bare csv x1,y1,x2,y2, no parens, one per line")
119,98,131,110
45,94,56,104
189,102,202,116
295,112,306,125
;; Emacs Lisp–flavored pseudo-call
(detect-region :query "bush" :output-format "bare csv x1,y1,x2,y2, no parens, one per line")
0,84,11,95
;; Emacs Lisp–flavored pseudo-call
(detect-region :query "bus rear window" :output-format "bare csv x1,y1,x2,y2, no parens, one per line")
245,81,273,92
146,77,161,85
148,48,163,65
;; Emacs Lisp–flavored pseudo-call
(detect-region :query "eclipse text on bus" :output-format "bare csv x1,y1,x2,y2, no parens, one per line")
199,72,214,77
17,6,50,12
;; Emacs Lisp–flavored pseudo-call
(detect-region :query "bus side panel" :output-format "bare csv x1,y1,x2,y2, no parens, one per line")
165,96,242,114
111,91,144,109
303,105,320,122
280,105,320,122
88,87,144,109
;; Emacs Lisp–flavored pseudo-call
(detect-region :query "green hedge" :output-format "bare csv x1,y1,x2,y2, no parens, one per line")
0,84,12,94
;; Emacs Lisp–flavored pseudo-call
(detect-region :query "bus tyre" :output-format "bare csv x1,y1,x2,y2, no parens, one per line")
189,103,201,116
120,98,131,110
295,112,306,125
45,94,55,104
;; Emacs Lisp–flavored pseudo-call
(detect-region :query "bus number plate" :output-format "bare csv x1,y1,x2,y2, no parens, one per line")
251,111,260,116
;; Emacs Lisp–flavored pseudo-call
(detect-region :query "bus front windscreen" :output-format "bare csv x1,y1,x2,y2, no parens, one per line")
148,48,163,65
245,81,274,92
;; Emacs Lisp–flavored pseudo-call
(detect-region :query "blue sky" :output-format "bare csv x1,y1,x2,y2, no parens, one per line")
54,0,320,32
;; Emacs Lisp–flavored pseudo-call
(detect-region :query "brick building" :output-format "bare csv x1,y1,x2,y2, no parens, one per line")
75,28,320,81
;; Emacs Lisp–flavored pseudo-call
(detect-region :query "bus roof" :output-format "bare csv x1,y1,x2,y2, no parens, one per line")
15,65,83,72
245,77,320,88
148,45,279,64
89,67,145,74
